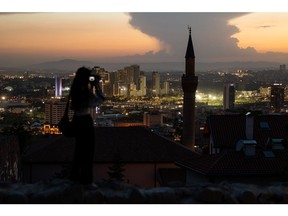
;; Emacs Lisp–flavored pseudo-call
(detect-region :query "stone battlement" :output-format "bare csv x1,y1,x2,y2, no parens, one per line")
1,179,288,204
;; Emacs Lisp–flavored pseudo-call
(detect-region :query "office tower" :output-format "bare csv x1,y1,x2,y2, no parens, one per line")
124,65,140,88
138,73,147,96
152,71,161,96
181,27,198,149
92,66,112,96
223,83,235,110
161,81,170,95
128,83,137,97
45,100,73,125
113,82,121,97
55,77,62,97
270,83,284,112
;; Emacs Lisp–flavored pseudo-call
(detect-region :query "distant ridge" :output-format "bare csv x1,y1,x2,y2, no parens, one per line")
26,59,96,71
1,59,283,73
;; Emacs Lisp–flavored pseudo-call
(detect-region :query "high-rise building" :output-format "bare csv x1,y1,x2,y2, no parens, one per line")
161,81,170,95
223,83,235,110
270,83,284,112
55,77,62,97
181,27,198,149
92,66,112,97
111,65,141,97
45,100,73,125
152,71,161,96
124,65,140,88
138,73,147,96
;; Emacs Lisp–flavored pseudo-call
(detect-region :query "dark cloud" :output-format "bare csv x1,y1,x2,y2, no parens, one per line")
257,25,274,28
127,13,248,62
126,12,288,63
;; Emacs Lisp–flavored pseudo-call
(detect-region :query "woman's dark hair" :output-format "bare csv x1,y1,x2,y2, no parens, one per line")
70,67,92,111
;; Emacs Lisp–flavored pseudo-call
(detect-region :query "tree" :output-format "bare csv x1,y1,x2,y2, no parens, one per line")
0,112,32,181
172,116,183,143
1,112,32,155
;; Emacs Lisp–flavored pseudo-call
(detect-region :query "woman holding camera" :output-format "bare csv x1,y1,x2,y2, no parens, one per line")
69,66,105,187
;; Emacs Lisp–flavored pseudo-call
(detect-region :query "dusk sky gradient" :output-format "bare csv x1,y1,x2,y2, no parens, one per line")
2,1,288,67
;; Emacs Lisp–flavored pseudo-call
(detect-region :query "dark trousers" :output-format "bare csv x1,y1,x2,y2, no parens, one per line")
70,114,95,184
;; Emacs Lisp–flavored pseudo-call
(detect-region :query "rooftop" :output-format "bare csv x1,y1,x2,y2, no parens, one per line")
23,126,201,164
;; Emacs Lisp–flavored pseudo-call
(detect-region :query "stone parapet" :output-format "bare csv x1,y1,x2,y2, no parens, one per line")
1,179,288,204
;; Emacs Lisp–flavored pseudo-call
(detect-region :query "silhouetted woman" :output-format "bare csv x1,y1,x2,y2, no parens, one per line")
69,67,105,186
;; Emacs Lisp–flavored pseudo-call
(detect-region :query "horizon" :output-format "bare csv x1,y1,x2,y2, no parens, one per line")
0,59,284,74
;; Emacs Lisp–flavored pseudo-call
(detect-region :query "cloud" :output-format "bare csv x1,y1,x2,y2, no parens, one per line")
126,12,288,63
127,13,249,62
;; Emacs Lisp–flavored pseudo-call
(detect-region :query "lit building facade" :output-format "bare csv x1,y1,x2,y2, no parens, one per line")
92,66,112,97
161,81,170,95
143,111,163,127
223,83,235,110
270,83,284,112
138,73,147,96
55,77,62,97
45,100,74,125
152,71,161,96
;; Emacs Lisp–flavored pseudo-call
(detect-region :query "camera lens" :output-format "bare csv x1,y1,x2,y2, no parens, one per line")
89,76,95,81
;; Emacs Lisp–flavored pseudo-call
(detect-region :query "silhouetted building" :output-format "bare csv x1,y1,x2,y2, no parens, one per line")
223,83,235,110
270,83,284,112
22,127,199,187
205,114,288,154
176,113,288,184
181,27,198,149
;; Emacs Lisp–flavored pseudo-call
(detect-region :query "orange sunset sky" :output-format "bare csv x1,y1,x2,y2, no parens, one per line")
1,1,288,66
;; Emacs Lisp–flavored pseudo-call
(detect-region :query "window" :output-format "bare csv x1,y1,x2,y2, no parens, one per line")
260,122,270,129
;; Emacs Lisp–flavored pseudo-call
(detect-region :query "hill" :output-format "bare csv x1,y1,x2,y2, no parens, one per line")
0,59,283,73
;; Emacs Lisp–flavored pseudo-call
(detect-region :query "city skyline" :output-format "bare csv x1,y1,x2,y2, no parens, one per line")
2,11,288,67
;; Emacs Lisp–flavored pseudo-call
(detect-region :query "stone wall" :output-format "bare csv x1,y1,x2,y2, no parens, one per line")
0,179,288,204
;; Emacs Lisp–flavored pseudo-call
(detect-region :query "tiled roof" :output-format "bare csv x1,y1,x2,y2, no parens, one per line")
208,115,246,149
23,127,201,164
177,150,288,176
174,114,288,177
207,114,288,149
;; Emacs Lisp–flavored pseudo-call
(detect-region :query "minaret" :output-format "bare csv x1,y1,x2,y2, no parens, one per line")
181,27,198,149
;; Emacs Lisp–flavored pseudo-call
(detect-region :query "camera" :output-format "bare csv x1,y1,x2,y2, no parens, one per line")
89,74,101,83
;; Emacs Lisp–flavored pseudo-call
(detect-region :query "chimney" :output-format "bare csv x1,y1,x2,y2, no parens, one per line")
245,112,254,140
236,139,257,156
